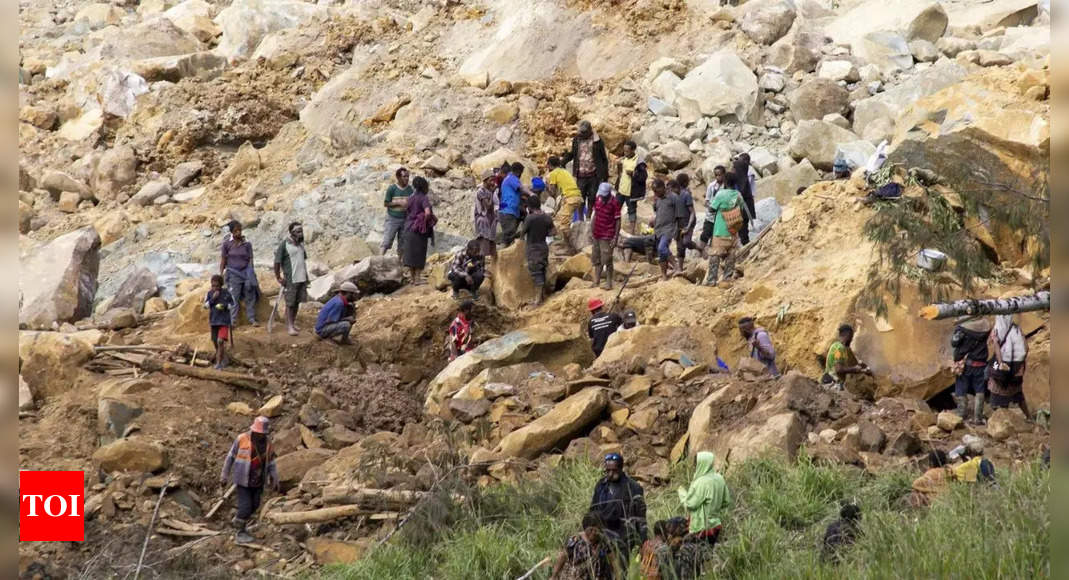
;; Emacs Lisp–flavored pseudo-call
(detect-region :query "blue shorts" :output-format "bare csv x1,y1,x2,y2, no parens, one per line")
656,234,673,262
954,364,987,396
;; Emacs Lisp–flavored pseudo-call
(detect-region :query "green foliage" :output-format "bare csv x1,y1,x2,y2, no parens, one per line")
326,454,1049,580
860,165,1050,315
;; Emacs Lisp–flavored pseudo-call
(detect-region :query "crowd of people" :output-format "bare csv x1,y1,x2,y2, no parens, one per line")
203,121,1038,564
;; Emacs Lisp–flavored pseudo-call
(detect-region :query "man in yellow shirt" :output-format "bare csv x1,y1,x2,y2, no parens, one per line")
546,155,584,248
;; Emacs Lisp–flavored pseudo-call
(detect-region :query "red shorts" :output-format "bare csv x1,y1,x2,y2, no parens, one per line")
211,325,230,344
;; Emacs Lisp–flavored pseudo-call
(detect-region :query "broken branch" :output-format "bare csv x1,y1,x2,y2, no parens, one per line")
267,505,393,525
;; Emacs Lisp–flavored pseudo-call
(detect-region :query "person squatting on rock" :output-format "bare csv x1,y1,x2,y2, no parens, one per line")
650,179,679,280
591,182,622,290
274,221,310,336
381,167,412,260
314,281,358,345
549,512,615,580
473,168,499,260
221,416,279,544
448,240,487,300
703,171,743,286
518,196,555,306
220,220,259,326
739,317,780,378
589,452,648,573
821,503,861,563
547,155,585,249
562,120,609,218
204,274,235,369
587,298,622,358
950,317,991,424
821,324,872,391
987,314,1030,419
614,141,647,235
402,175,436,285
448,299,475,362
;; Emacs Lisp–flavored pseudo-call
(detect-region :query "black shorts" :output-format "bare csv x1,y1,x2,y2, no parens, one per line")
699,220,715,244
616,194,638,220
284,282,308,309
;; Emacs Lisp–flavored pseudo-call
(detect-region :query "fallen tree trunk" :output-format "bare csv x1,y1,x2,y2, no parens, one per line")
267,505,394,525
320,487,430,508
919,291,1050,320
139,358,267,393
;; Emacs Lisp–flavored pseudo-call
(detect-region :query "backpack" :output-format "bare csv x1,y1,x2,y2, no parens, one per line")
721,205,743,235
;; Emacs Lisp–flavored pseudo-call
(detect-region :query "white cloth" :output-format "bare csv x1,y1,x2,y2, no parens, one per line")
285,240,308,283
865,140,889,174
992,315,1027,362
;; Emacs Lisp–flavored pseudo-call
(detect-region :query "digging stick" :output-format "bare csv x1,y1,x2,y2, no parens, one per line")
266,290,283,333
516,557,552,580
608,264,638,313
205,484,236,520
134,482,169,580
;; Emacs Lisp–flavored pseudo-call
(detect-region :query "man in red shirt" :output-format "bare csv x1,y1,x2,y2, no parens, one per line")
591,183,622,289
448,300,475,361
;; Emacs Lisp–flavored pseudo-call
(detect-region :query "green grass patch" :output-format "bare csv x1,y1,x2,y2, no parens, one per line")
325,453,1049,579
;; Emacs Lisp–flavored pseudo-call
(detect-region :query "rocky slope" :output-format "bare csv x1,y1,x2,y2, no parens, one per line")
18,0,1049,576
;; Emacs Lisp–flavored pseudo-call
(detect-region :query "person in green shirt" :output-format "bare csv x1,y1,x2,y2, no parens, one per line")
381,167,412,261
822,324,873,391
703,172,742,286
678,451,730,541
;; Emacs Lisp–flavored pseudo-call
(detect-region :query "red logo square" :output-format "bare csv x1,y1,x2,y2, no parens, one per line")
19,471,84,542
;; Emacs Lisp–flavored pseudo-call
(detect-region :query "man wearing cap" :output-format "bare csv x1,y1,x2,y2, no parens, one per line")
219,220,259,326
221,416,279,544
448,240,486,300
588,298,623,358
561,120,609,218
591,183,622,290
620,310,639,331
590,452,648,571
314,282,358,344
950,317,991,424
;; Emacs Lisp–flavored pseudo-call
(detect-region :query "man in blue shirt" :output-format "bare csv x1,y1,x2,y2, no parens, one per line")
499,162,534,247
315,282,358,344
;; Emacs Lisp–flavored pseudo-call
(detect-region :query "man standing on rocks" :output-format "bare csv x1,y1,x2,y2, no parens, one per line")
650,179,679,280
587,298,622,358
732,154,757,246
220,220,259,326
381,167,412,261
314,281,358,345
738,317,780,378
950,317,991,424
517,197,555,307
589,452,648,572
821,324,872,391
546,155,584,247
591,183,622,290
674,173,697,268
614,141,645,234
274,222,310,336
499,162,530,247
562,120,609,218
221,416,279,544
473,169,499,260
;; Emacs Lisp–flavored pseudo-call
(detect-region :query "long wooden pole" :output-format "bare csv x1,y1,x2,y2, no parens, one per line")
134,482,169,580
919,291,1050,320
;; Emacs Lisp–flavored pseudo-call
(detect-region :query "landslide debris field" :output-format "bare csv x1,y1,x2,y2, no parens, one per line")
18,0,1049,577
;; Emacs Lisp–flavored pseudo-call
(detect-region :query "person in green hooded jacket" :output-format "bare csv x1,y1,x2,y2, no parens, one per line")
677,451,731,546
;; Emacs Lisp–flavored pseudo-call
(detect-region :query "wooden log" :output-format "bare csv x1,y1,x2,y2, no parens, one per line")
205,485,235,520
94,345,176,353
266,504,376,525
156,528,220,537
138,358,267,393
919,291,1050,320
320,487,430,508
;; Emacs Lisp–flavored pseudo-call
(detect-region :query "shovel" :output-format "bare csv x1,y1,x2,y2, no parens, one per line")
266,291,283,334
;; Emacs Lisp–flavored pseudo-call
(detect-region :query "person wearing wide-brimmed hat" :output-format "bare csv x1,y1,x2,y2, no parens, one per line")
221,416,279,544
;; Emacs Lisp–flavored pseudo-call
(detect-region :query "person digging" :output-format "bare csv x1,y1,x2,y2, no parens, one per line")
221,416,279,544
314,281,358,345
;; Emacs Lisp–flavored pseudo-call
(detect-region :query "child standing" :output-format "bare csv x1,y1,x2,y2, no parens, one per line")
205,274,236,369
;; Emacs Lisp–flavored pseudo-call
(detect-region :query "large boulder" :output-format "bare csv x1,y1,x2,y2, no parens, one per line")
20,227,101,328
92,146,137,200
425,325,588,415
98,17,203,60
41,171,89,200
490,241,540,309
469,148,538,187
109,267,159,314
19,330,100,401
788,120,861,170
852,60,969,138
592,325,719,375
755,158,820,205
213,0,329,62
767,27,825,74
276,448,336,490
825,0,949,49
944,0,1038,32
93,439,167,473
673,51,759,121
739,0,797,46
162,0,221,44
334,255,404,296
789,78,850,121
495,387,608,459
688,382,806,463
650,141,693,170
855,32,914,76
